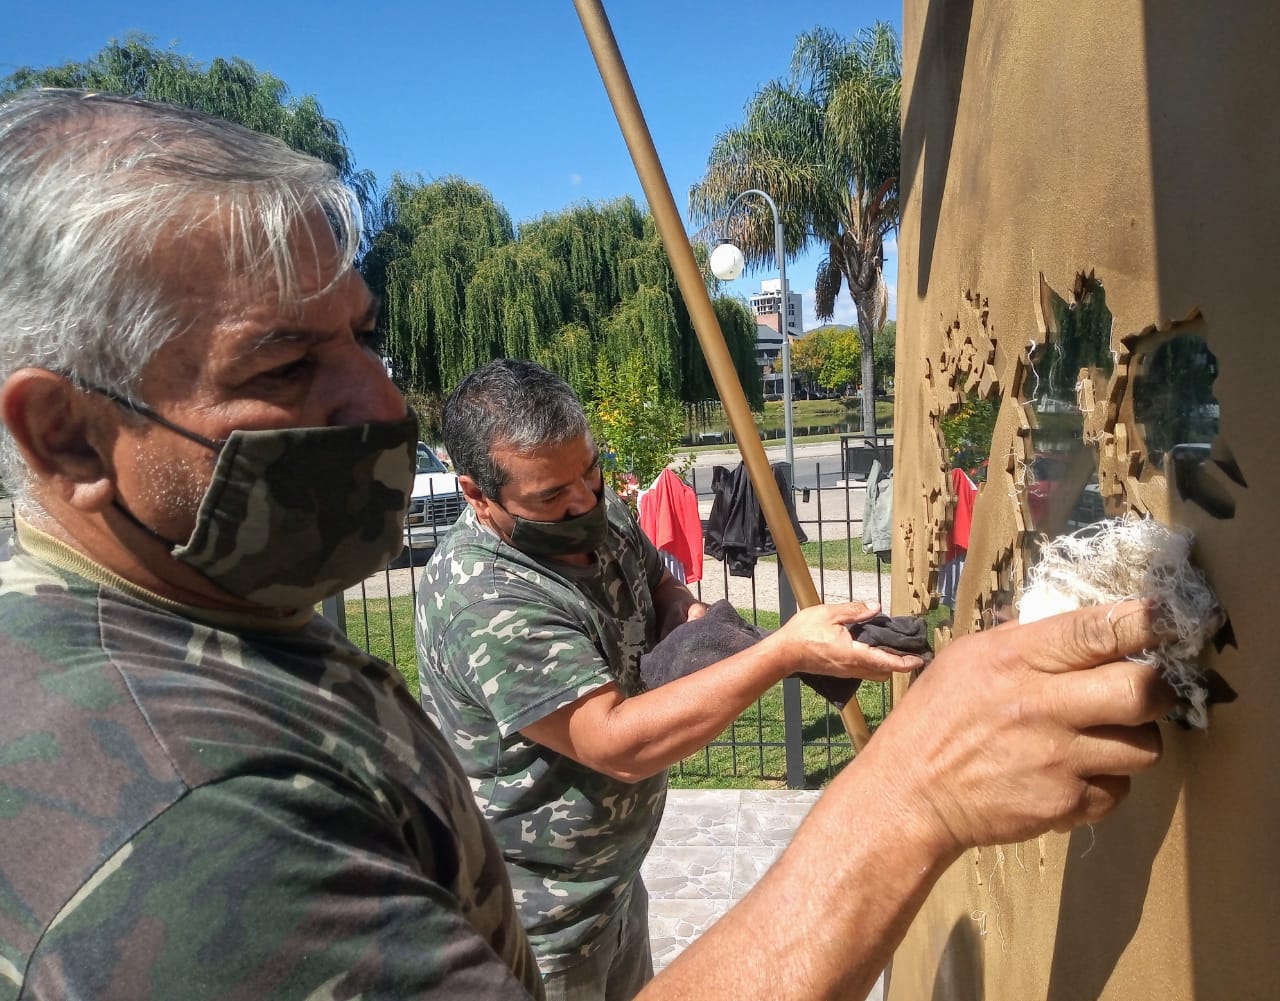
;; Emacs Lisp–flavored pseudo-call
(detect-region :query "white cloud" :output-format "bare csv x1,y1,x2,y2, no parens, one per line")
797,280,899,328
799,287,856,331
568,173,582,186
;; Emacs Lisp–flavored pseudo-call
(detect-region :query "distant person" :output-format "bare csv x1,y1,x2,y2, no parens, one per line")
2,89,1176,1001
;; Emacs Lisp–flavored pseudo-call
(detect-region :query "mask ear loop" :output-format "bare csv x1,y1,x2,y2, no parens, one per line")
61,374,221,549
65,375,227,452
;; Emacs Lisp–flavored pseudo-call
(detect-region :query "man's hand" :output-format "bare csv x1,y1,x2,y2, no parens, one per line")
765,600,926,682
867,599,1178,858
653,571,709,639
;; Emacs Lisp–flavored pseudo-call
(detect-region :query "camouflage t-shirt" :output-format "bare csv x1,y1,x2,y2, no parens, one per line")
416,489,668,972
0,525,544,1001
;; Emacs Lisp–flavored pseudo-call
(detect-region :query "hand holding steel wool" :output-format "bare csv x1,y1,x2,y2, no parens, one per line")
1018,516,1225,728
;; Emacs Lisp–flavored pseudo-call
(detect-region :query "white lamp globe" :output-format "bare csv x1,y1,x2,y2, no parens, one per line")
709,242,745,281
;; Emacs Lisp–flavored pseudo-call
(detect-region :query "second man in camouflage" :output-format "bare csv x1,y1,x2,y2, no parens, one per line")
415,358,925,1001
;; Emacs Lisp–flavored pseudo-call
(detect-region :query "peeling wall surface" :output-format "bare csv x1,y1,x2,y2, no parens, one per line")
889,2,1280,999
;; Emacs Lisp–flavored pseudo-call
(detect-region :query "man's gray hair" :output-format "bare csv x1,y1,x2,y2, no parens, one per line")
0,88,363,498
443,359,590,501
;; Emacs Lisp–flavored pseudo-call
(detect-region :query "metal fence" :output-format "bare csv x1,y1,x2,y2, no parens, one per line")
669,461,889,788
324,458,888,790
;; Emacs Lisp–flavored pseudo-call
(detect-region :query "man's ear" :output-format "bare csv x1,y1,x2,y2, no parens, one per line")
457,474,490,513
0,368,115,511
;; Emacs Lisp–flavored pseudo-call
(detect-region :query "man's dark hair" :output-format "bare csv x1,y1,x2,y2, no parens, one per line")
442,359,590,500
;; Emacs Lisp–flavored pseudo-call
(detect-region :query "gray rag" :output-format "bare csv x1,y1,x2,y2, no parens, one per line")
639,599,933,708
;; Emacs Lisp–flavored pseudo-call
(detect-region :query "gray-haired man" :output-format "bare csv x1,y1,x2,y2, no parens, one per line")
0,89,541,999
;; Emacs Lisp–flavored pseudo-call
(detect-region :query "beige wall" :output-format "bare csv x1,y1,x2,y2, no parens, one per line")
890,3,1280,998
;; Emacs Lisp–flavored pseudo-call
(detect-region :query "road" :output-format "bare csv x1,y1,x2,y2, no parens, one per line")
683,439,855,491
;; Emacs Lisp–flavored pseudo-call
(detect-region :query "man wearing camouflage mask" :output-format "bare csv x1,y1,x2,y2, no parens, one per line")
416,358,926,999
0,90,541,999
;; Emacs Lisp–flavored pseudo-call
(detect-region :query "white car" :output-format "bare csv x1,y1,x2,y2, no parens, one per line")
403,444,465,551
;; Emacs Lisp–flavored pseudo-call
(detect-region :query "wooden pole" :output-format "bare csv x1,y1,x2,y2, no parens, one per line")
572,0,873,751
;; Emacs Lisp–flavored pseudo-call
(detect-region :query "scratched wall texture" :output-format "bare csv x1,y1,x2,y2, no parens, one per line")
888,3,1280,999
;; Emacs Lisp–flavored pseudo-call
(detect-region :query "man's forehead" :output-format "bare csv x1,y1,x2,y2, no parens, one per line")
496,435,596,481
137,258,374,395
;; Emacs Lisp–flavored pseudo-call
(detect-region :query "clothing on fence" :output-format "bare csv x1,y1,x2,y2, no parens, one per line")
703,462,807,577
637,467,703,584
939,469,978,609
861,460,893,560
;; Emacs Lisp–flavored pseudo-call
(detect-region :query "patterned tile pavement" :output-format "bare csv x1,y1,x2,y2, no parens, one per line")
644,788,885,999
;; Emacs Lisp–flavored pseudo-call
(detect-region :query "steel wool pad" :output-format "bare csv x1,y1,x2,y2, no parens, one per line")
1018,516,1222,728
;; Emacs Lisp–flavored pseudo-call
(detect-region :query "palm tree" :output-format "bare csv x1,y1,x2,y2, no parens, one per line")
690,22,901,437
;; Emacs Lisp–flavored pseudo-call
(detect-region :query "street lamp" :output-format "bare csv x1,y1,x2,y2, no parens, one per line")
708,189,795,472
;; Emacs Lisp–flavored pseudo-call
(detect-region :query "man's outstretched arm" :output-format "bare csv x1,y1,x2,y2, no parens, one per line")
521,599,922,782
639,600,1175,1001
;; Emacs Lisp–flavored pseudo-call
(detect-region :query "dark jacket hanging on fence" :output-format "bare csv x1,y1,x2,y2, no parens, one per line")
703,462,808,577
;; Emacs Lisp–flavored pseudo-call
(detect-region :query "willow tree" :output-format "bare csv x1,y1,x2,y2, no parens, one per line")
689,22,901,436
363,176,517,394
1,35,374,220
365,180,762,441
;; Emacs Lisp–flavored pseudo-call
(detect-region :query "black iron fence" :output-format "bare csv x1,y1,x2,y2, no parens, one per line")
323,458,889,789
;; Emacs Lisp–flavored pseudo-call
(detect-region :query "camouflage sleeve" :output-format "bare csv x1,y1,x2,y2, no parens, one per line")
437,595,611,738
23,772,541,1001
640,525,665,593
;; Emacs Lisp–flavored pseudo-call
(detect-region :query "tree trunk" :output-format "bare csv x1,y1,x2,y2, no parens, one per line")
854,296,879,439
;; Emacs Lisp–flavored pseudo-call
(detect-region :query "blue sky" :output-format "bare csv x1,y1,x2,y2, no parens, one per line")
4,0,899,329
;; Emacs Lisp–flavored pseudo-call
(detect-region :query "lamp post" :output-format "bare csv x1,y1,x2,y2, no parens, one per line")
709,189,809,784
708,189,795,472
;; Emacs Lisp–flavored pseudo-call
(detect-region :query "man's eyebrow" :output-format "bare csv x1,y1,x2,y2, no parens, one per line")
238,297,382,356
531,448,601,502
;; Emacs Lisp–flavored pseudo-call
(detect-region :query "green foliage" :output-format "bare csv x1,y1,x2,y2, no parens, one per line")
364,178,763,421
364,176,519,398
873,320,896,394
587,353,686,507
940,393,998,481
0,34,374,219
820,329,861,392
789,325,861,393
689,22,901,437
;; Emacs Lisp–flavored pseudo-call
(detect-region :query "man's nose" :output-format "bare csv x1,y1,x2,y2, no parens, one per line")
564,477,600,516
326,346,408,426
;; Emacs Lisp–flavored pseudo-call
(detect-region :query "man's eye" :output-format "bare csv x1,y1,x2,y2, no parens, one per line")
262,356,313,381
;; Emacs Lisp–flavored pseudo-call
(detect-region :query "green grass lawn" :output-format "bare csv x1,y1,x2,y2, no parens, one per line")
344,597,888,790
345,595,421,698
760,538,888,574
682,398,895,453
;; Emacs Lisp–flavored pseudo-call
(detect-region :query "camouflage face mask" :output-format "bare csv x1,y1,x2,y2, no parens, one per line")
82,383,418,607
497,484,610,558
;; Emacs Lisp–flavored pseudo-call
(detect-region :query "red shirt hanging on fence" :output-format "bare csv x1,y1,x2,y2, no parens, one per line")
637,467,703,584
946,467,978,562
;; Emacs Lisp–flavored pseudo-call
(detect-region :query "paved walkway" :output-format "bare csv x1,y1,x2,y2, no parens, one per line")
647,788,885,999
